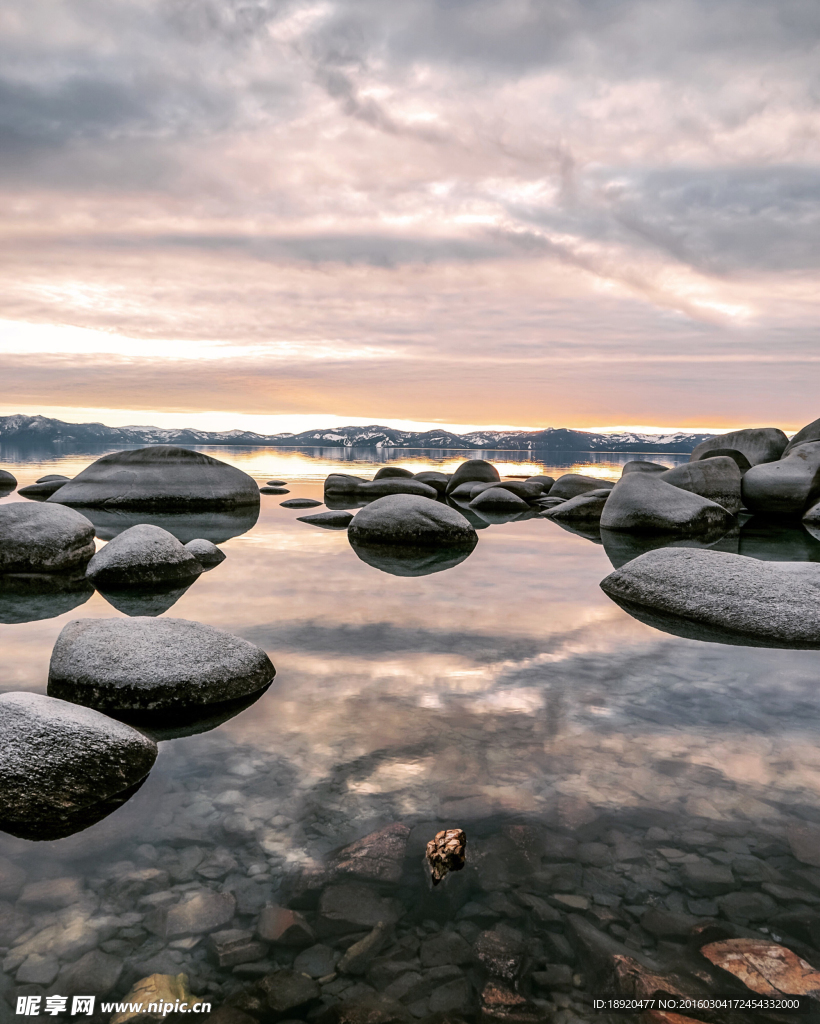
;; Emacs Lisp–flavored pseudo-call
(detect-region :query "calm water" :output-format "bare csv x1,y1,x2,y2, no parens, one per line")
3,446,820,1019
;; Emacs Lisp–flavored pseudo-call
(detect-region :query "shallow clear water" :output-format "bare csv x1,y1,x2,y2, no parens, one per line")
3,446,820,1021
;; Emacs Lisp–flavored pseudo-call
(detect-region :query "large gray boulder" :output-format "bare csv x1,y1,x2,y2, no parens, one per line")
469,487,530,513
600,473,735,534
0,692,157,838
0,469,16,491
348,494,477,547
600,547,820,648
784,416,820,455
445,460,499,495
690,427,788,466
373,467,414,479
541,489,610,524
621,461,667,475
0,502,96,574
85,524,203,588
48,617,276,711
48,446,260,510
356,479,438,500
742,442,820,514
549,474,614,500
414,471,450,495
659,456,742,515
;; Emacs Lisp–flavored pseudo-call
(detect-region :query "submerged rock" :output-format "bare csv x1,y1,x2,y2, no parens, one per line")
601,547,820,648
0,572,94,624
691,427,789,466
183,537,225,567
280,498,323,508
660,456,743,515
48,616,275,711
49,446,260,509
549,474,614,500
86,524,203,588
0,692,157,840
600,472,735,534
330,823,411,884
445,459,500,495
0,502,96,574
742,442,820,514
348,494,477,546
297,510,354,529
540,489,610,524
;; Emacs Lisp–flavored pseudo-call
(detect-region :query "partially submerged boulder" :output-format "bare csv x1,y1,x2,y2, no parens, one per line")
0,502,96,574
600,548,820,648
413,471,450,494
49,446,260,509
541,489,610,524
691,427,788,466
470,479,547,500
0,692,157,839
0,468,17,491
348,494,477,547
549,474,614,500
659,456,742,515
742,442,820,514
469,487,530,513
85,524,203,588
600,473,734,534
373,467,414,479
356,479,438,500
183,537,225,567
48,616,275,711
445,459,500,495
621,461,667,475
18,476,70,499
297,510,354,530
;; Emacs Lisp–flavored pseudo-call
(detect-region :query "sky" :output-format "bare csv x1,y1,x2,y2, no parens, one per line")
0,0,819,435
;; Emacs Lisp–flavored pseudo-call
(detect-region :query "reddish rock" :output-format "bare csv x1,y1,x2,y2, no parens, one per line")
256,905,315,946
426,829,467,886
480,981,542,1024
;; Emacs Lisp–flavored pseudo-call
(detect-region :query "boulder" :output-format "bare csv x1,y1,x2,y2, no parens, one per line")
78,506,258,544
18,477,70,499
350,538,477,577
0,468,17,490
324,474,368,494
280,498,323,508
0,573,94,624
540,490,610,524
692,447,752,474
525,475,555,490
348,494,477,547
659,456,743,515
691,427,788,466
0,692,157,837
621,461,667,475
260,486,289,494
374,467,414,479
469,488,530,513
0,502,96,574
445,460,500,495
549,474,614,500
329,823,411,884
742,443,820,514
85,524,203,588
600,473,735,534
48,446,260,509
183,538,225,567
48,616,275,711
110,973,194,1024
298,510,354,529
356,479,438,500
413,471,450,494
469,480,546,500
267,479,287,486
784,416,820,455
600,547,820,648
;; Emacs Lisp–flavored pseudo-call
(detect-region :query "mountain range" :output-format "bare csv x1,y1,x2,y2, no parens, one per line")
0,414,715,452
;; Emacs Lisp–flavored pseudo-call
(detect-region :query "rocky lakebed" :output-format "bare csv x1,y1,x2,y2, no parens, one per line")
3,428,820,1024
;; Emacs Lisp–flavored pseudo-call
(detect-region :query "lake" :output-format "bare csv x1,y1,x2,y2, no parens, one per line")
2,445,820,1021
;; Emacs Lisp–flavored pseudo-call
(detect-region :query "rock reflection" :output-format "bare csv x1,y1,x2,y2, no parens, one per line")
600,525,737,568
75,505,259,544
109,683,272,742
0,573,94,623
95,581,193,616
349,536,478,577
739,517,820,562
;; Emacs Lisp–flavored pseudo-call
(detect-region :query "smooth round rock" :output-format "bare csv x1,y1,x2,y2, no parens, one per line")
660,456,743,515
525,475,555,490
324,474,368,495
445,460,500,495
601,547,820,648
36,474,70,484
742,442,820,515
267,480,287,486
355,478,438,500
0,469,17,490
261,486,290,494
280,498,323,509
691,427,788,466
469,487,529,513
86,524,203,588
600,472,735,534
469,480,546,500
0,502,96,574
373,467,414,480
784,417,820,456
48,446,260,510
348,494,477,547
48,617,276,711
541,489,610,524
297,510,354,529
413,472,450,494
183,538,226,567
0,692,157,830
692,447,752,474
621,461,667,476
549,474,614,500
18,478,69,499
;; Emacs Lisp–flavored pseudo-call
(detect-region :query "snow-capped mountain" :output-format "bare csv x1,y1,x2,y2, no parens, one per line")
0,415,714,452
